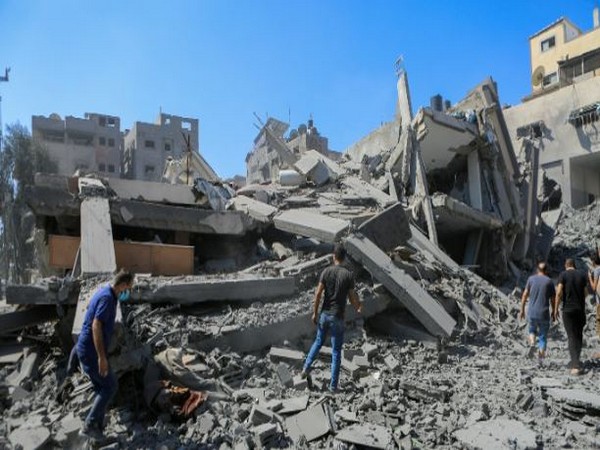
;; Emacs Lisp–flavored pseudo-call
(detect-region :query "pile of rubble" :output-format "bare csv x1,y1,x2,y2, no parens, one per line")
1,72,600,449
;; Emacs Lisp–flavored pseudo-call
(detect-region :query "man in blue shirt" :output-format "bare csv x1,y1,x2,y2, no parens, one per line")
76,270,134,440
519,262,556,361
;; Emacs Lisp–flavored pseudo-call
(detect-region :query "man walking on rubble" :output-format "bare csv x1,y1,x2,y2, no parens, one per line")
519,262,556,362
588,254,600,338
554,259,589,375
76,270,134,440
301,244,362,392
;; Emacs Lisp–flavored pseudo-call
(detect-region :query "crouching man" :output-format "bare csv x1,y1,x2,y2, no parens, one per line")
302,244,361,392
77,270,134,440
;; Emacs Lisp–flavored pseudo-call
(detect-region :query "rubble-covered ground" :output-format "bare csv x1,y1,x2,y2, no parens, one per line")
3,203,600,450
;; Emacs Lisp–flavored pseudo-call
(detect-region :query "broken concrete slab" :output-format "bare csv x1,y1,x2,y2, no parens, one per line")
342,177,395,208
268,347,305,365
0,344,27,364
8,424,50,450
276,363,293,387
143,275,296,304
80,196,116,275
251,422,279,448
278,395,309,415
454,418,537,450
0,306,59,334
285,403,332,443
358,202,411,252
546,388,600,413
346,234,455,337
280,254,331,277
335,423,393,449
431,193,503,234
195,290,389,358
112,199,254,235
6,351,40,387
274,209,349,244
294,153,331,186
230,195,278,223
106,177,198,205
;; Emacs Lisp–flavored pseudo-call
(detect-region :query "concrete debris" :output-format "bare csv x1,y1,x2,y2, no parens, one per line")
336,423,393,449
285,403,332,443
454,418,538,450
8,423,50,450
3,71,600,450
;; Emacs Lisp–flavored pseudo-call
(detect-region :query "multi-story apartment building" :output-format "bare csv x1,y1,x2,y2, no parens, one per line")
122,112,199,181
504,7,600,208
529,7,600,94
32,112,122,177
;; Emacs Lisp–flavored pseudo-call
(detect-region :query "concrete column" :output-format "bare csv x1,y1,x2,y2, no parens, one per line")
396,72,413,126
562,157,573,207
467,150,483,210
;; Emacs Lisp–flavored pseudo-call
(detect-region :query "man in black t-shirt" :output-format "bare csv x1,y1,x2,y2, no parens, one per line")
302,244,362,392
555,258,590,375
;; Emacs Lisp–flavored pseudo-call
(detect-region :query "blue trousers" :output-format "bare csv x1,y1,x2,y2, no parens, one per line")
303,312,344,390
528,318,550,351
77,349,118,430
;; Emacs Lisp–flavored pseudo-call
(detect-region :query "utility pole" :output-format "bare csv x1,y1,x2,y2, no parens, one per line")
0,68,10,151
0,68,10,283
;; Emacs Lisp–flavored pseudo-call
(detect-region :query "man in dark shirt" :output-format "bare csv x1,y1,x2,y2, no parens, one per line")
555,259,589,375
77,270,134,440
302,244,362,392
519,262,555,360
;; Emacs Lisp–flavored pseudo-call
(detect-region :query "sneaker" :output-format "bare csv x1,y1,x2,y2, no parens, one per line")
79,423,104,443
569,368,582,376
300,369,309,379
527,344,536,359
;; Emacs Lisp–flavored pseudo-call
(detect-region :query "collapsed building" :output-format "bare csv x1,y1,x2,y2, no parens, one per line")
2,69,600,449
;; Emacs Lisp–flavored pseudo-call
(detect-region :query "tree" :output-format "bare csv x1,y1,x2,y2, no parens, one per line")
0,122,58,282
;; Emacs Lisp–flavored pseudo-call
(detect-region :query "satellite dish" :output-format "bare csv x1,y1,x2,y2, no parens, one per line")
532,66,545,87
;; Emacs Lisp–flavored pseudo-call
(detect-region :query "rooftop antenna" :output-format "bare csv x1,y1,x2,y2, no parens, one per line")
394,55,405,78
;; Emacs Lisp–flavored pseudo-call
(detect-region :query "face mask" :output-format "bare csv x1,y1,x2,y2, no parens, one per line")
118,289,131,302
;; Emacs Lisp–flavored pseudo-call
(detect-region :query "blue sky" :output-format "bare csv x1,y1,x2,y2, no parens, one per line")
0,1,595,177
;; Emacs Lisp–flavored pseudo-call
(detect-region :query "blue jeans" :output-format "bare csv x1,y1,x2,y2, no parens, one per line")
77,349,118,430
303,312,344,390
528,318,550,351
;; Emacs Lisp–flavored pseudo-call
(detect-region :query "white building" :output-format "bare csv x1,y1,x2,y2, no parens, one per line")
123,112,199,182
32,112,122,178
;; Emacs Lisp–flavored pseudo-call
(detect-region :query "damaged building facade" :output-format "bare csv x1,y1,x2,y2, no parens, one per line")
32,112,123,178
345,69,534,281
245,118,340,185
32,110,212,184
504,7,600,209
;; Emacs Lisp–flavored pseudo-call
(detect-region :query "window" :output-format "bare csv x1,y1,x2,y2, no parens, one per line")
181,120,192,131
164,142,171,151
99,163,106,172
542,72,558,87
540,36,556,52
145,140,155,149
99,116,106,127
108,138,115,147
145,165,155,174
99,137,106,146
108,164,115,173
107,117,116,127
